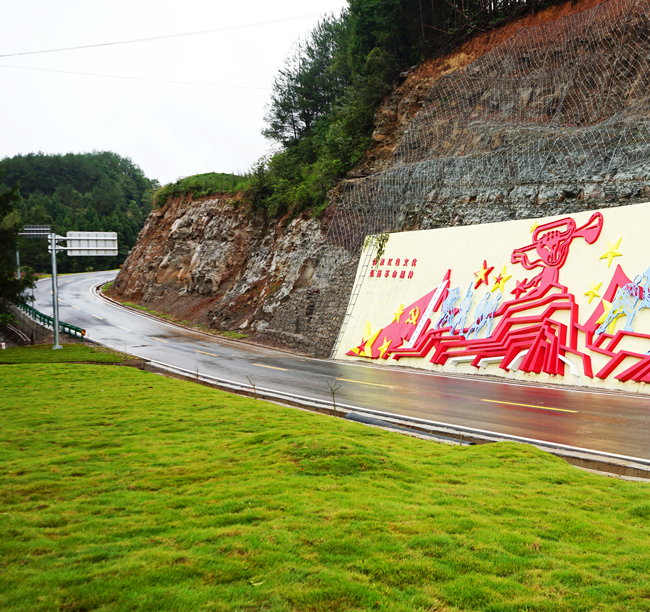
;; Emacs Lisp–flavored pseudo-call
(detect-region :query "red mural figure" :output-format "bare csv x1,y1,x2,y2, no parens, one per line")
510,212,603,298
348,211,650,385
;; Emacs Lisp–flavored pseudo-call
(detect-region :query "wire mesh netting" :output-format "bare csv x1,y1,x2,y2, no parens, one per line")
324,0,650,254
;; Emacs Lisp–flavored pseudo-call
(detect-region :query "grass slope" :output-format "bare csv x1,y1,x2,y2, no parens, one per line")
1,346,649,611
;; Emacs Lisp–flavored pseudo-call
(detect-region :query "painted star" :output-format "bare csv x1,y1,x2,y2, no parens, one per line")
474,260,494,289
361,329,381,358
378,337,392,359
511,278,528,299
584,281,602,304
491,265,512,293
600,238,622,268
595,299,624,335
392,304,405,324
530,221,539,234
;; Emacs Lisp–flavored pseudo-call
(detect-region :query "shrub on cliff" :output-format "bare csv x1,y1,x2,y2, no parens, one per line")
153,172,246,208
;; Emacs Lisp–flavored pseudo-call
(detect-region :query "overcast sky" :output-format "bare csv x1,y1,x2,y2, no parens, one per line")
0,0,348,185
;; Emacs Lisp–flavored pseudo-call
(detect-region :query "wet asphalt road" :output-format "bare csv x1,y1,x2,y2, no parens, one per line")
32,270,650,460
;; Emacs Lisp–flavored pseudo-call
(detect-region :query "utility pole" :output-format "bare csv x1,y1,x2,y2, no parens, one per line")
16,248,20,280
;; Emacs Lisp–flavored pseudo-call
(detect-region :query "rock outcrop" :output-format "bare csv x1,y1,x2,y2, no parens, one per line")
112,196,358,357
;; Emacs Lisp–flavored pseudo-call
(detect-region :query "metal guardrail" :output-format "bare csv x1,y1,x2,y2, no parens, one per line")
17,303,86,340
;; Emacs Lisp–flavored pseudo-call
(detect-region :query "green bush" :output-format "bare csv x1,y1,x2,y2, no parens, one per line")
153,172,246,208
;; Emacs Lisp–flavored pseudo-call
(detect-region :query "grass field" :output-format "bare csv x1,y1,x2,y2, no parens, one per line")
1,345,649,611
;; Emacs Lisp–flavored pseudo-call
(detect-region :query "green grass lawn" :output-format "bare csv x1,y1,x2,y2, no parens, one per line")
0,343,125,365
1,346,649,611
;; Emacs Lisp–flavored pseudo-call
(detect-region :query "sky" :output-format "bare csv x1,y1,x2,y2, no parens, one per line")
0,0,349,185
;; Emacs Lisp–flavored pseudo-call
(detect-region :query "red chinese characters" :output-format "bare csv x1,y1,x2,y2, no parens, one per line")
369,256,418,279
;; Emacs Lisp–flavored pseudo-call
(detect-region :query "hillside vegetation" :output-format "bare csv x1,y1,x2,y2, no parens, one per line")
0,152,158,274
154,0,563,218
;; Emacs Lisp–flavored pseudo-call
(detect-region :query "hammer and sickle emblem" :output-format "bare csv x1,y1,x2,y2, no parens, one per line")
405,307,420,325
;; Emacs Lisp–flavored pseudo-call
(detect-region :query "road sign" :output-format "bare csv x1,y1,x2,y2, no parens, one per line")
41,230,119,350
65,232,118,256
47,232,118,256
20,225,51,239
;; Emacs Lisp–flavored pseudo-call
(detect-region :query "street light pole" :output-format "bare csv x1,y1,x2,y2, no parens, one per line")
50,233,62,350
16,248,20,280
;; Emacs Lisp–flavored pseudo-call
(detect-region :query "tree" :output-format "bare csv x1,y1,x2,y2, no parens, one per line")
0,176,34,323
263,14,350,147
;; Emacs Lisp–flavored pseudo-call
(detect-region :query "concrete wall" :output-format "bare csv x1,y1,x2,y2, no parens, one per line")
336,201,650,393
10,306,53,344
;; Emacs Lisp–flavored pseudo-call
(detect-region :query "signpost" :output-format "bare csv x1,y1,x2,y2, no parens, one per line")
19,228,118,350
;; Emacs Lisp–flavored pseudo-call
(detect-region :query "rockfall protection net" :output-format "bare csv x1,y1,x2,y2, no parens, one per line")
324,0,650,254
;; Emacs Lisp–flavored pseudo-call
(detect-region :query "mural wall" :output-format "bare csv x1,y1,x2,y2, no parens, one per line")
335,202,650,393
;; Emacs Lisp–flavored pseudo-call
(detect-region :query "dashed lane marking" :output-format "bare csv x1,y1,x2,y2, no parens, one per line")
480,399,578,413
118,326,131,332
339,378,393,389
70,305,81,310
195,350,218,357
92,314,103,320
151,337,168,343
253,363,288,371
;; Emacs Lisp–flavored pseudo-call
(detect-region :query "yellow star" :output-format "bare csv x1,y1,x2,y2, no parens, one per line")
361,329,381,357
392,304,405,323
595,299,624,334
530,221,539,234
491,265,512,293
599,238,622,268
584,281,602,304
378,337,392,359
362,321,372,342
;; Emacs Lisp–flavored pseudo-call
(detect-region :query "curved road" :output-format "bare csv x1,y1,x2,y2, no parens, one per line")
33,271,650,461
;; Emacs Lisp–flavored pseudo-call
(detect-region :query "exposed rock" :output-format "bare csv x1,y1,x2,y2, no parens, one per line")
112,196,358,357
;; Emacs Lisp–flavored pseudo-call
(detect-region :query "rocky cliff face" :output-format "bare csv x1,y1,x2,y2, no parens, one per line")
112,196,357,357
114,0,650,358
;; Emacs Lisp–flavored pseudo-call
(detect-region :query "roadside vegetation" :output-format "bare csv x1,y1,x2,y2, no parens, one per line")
1,344,649,611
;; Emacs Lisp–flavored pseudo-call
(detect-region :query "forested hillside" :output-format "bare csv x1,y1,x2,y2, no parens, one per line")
0,152,158,273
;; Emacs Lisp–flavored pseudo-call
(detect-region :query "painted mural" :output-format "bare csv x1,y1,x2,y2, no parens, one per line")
337,203,650,391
